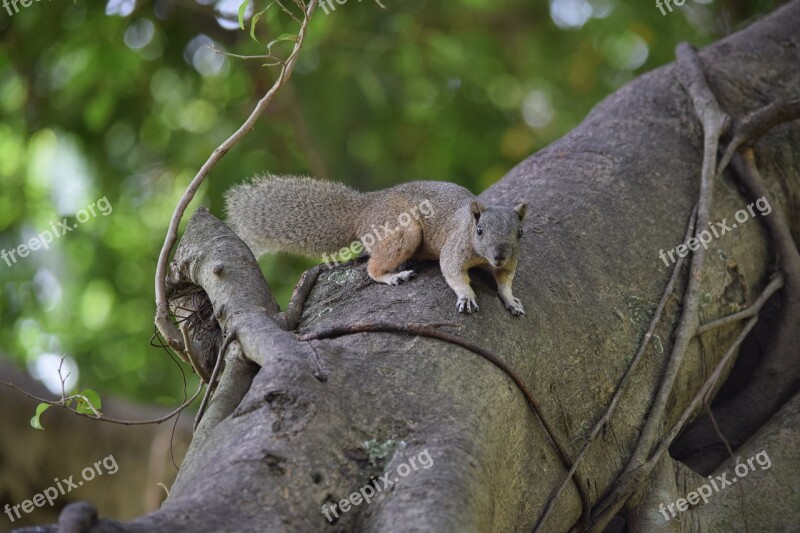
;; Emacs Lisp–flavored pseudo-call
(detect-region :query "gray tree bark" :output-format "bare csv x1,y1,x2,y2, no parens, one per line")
30,2,800,531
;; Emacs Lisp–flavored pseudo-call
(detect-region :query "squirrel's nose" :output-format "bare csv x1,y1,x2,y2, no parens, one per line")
492,245,510,265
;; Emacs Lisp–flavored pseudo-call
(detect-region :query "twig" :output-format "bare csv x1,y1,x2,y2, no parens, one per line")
716,99,800,178
703,402,735,460
0,379,203,426
154,0,319,357
697,274,784,334
733,149,800,274
208,44,282,65
648,314,759,463
10,354,106,421
277,0,303,24
157,482,171,499
57,355,68,403
194,332,236,430
278,264,324,330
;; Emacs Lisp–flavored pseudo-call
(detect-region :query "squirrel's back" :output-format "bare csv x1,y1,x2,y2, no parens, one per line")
225,175,366,257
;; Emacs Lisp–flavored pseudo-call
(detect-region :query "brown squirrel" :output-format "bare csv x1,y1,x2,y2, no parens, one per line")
225,175,527,315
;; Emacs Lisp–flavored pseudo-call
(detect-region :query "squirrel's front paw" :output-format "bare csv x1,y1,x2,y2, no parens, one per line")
456,295,479,314
502,296,525,317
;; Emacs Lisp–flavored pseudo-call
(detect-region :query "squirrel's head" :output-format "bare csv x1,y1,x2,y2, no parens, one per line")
470,200,527,268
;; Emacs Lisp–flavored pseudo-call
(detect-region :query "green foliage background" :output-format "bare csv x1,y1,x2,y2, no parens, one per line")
0,0,780,405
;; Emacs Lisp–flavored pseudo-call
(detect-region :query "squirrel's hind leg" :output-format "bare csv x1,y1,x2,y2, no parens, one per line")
365,223,422,286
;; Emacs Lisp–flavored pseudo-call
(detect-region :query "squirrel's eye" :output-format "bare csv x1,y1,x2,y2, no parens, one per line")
476,225,483,236
518,227,524,238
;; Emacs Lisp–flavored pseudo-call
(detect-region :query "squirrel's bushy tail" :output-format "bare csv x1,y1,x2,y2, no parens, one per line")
225,175,365,258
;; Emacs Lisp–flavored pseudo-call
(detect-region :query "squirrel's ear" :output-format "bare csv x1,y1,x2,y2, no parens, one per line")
470,201,486,222
514,202,527,221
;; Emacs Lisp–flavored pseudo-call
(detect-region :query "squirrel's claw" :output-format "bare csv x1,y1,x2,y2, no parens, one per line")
503,296,525,317
457,295,479,314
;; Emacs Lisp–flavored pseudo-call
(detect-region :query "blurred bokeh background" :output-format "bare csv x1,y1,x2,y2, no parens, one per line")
0,0,782,509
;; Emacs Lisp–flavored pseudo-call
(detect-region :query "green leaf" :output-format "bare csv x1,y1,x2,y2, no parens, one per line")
30,403,50,430
266,33,299,55
238,0,251,30
276,32,298,43
249,5,272,43
82,389,102,410
74,389,102,415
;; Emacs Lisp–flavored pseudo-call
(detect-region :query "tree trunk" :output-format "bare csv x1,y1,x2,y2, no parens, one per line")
33,2,800,531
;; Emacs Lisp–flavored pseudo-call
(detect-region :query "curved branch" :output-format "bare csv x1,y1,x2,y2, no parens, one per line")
0,379,203,426
153,0,319,357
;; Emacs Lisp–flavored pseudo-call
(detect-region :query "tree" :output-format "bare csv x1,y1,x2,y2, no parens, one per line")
19,1,800,532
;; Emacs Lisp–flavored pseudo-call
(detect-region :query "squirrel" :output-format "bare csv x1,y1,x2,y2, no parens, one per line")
224,175,527,315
